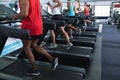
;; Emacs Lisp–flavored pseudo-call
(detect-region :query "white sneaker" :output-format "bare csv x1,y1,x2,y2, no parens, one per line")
83,24,87,32
66,42,73,50
48,43,57,48
70,36,73,39
78,28,81,35
52,57,58,70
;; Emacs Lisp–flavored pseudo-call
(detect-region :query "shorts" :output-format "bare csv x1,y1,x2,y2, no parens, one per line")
27,34,43,40
52,15,62,20
51,15,65,27
66,16,75,24
85,15,89,20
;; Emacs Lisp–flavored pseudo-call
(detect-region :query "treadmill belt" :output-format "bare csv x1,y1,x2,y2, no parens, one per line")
44,44,92,55
80,32,97,37
0,59,83,80
72,31,97,38
57,37,95,43
73,36,96,41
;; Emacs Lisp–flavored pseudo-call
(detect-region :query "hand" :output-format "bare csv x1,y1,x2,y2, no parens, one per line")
50,6,54,10
47,2,50,6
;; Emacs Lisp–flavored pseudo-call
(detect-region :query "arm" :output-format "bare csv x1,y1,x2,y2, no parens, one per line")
49,0,62,9
74,1,78,13
53,0,62,8
67,1,70,11
47,1,51,6
13,0,29,19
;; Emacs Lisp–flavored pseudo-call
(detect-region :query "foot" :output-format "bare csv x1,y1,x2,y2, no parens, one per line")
25,68,40,76
70,36,73,39
52,57,58,70
48,43,57,49
83,24,87,32
78,28,81,35
66,42,73,50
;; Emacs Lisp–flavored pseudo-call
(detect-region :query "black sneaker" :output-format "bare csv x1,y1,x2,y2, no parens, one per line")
52,57,58,70
25,68,40,76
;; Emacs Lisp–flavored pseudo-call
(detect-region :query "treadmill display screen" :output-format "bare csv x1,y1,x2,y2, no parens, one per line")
0,37,23,57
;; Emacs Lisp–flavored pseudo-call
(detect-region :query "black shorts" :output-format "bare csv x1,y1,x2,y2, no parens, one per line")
51,15,65,27
66,16,76,24
27,35,43,40
52,15,62,20
85,15,89,20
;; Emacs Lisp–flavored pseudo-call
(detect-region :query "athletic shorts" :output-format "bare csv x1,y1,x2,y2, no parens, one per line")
85,15,89,20
51,15,65,27
27,34,43,40
52,15,62,20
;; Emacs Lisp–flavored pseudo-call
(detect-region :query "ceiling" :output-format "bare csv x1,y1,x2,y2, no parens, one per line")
41,0,117,3
40,0,118,6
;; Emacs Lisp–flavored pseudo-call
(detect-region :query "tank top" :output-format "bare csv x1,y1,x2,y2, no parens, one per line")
20,0,43,35
84,7,89,16
68,2,75,16
49,0,61,15
74,1,79,14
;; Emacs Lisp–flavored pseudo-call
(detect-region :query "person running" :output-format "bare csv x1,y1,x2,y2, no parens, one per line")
12,0,58,76
67,0,81,39
84,2,91,21
74,0,82,16
47,0,73,50
83,2,92,28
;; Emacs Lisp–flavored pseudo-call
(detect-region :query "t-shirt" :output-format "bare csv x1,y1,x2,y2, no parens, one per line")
20,0,43,35
84,6,90,16
48,0,61,15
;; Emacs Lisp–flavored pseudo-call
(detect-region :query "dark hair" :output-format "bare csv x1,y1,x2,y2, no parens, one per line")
84,2,87,4
76,0,79,2
87,4,90,7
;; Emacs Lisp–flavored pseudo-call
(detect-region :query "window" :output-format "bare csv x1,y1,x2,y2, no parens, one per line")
95,6,110,17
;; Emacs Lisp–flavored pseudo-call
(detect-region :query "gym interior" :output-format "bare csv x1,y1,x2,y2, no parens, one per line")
0,0,120,80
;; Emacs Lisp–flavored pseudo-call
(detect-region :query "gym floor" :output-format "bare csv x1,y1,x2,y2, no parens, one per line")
88,19,120,80
86,19,120,80
102,21,120,80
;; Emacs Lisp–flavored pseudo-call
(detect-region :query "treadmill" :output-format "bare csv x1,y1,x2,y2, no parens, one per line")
42,9,98,38
41,10,97,50
47,17,96,49
0,20,86,80
27,19,94,69
62,16,98,38
46,18,96,50
76,13,99,32
0,5,86,80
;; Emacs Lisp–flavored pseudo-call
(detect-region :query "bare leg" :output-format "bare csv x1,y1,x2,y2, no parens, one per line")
69,28,73,38
59,27,70,45
31,39,53,61
50,30,56,44
22,39,53,70
22,40,38,70
67,24,78,31
84,19,92,23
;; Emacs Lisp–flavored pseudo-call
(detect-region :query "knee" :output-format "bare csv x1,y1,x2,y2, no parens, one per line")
23,46,29,51
31,44,37,49
59,27,64,32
